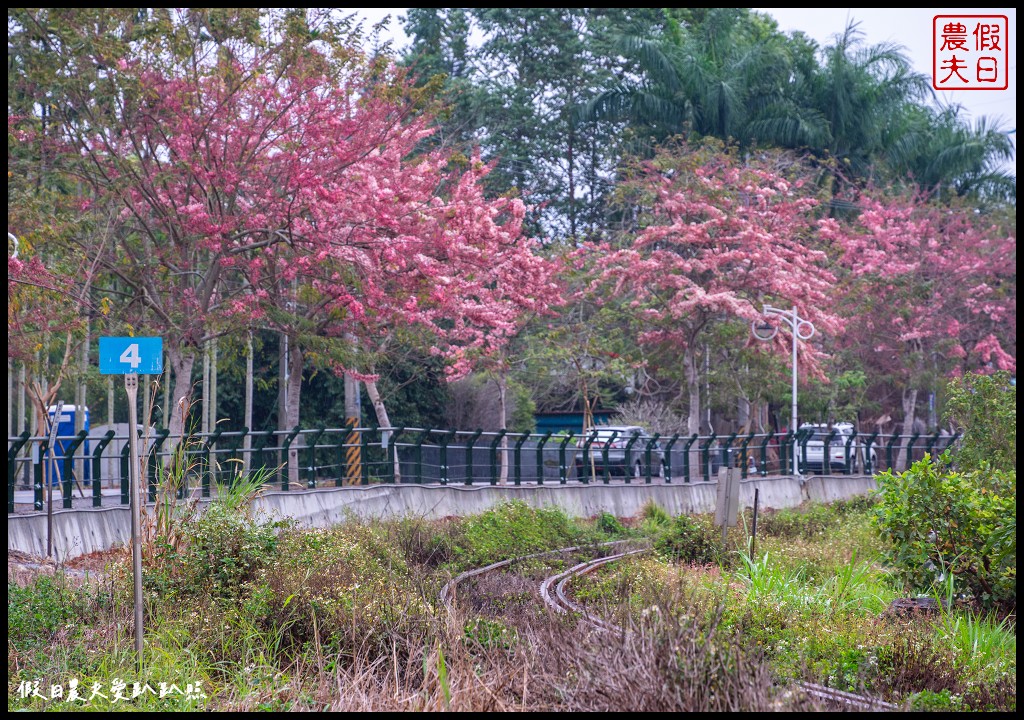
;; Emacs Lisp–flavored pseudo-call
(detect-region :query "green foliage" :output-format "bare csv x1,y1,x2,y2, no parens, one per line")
755,503,835,541
463,617,518,649
640,499,671,526
7,575,90,652
943,370,1016,473
456,500,587,566
655,514,721,565
873,454,1016,608
148,475,287,602
595,511,627,537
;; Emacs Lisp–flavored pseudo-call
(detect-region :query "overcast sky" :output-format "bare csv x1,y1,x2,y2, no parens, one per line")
346,7,1016,174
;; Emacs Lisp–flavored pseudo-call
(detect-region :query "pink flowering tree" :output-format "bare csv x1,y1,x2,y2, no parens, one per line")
821,191,1016,448
57,19,560,454
254,148,562,432
591,142,844,443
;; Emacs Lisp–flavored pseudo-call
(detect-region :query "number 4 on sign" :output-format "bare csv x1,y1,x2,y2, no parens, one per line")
120,343,142,370
98,337,162,375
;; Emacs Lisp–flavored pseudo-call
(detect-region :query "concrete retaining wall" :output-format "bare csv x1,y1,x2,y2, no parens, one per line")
8,474,878,561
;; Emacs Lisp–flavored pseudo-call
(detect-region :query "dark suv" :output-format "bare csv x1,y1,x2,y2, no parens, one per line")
574,425,664,479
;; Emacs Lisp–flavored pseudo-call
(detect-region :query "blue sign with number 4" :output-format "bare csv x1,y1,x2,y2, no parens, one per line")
99,337,163,375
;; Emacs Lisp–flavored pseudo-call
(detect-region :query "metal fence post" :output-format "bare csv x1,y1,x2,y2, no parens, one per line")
681,433,699,483
662,433,680,483
464,429,483,485
489,430,507,485
578,429,599,484
280,425,301,490
905,431,920,470
413,428,432,484
62,430,89,509
780,430,795,475
8,431,30,513
558,432,575,484
700,432,717,483
203,427,225,497
121,440,130,505
822,429,838,477
759,430,775,477
644,433,661,483
600,430,618,484
305,427,326,488
536,431,553,485
738,431,755,479
863,430,879,475
35,438,48,511
388,427,405,484
924,429,942,460
623,431,641,484
91,430,116,508
721,432,737,476
844,430,858,475
438,429,455,485
361,426,375,485
886,433,900,473
514,432,530,486
799,428,813,475
147,428,170,502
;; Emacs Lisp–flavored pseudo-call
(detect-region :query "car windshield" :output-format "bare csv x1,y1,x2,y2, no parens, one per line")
806,429,850,441
593,428,643,440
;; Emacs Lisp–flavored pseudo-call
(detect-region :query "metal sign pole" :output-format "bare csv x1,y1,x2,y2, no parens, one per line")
46,401,64,558
125,374,144,668
99,336,162,673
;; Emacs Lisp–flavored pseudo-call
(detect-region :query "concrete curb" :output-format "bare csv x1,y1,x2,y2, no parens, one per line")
7,475,877,561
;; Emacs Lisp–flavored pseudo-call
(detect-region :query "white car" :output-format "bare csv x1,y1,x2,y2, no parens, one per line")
798,422,877,474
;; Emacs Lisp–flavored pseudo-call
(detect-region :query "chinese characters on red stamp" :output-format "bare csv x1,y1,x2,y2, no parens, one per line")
933,15,1009,90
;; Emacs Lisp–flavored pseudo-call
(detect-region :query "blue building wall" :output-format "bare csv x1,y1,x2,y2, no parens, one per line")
534,411,615,435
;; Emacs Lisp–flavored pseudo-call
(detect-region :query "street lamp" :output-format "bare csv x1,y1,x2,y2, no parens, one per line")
751,305,816,474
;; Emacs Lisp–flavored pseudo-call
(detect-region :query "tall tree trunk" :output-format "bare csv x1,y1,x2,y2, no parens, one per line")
75,318,89,482
364,378,400,483
496,375,509,485
210,337,218,433
166,347,196,447
18,362,27,435
683,345,702,478
898,387,919,470
8,359,13,438
278,333,302,487
161,352,171,430
243,331,253,478
202,339,211,435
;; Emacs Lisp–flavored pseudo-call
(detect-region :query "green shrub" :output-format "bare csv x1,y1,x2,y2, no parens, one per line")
873,454,1015,608
944,371,1015,473
8,575,90,651
756,503,835,541
456,500,585,566
596,511,626,537
148,499,285,602
655,514,721,565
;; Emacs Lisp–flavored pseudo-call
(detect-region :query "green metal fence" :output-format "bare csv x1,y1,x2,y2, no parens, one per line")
7,426,961,513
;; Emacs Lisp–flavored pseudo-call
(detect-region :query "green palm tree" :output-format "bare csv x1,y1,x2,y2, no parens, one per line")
580,8,828,153
884,104,1015,203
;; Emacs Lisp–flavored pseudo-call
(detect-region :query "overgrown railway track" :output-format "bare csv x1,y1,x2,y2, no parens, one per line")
444,540,897,712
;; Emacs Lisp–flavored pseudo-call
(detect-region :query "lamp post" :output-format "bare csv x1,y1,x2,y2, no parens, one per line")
752,305,816,474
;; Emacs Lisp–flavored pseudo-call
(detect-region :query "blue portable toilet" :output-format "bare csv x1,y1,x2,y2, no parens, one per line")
46,405,91,485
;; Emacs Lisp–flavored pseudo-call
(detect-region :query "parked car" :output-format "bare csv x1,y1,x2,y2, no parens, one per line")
574,425,664,479
798,422,877,474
